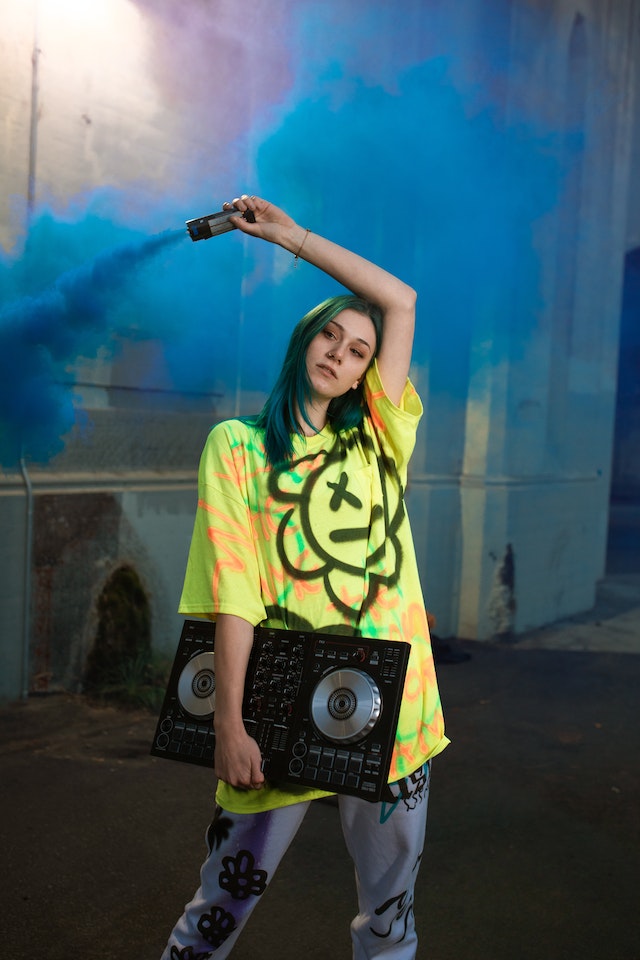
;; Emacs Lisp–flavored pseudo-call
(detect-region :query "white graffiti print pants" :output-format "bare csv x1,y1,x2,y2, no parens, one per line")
161,761,430,960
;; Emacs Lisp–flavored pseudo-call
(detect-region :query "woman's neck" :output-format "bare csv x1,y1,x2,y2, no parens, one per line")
295,400,329,436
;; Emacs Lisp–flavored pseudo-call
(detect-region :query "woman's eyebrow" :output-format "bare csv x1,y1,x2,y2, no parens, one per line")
329,319,372,352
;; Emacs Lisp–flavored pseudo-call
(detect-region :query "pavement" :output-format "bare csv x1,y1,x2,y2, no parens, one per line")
2,559,640,958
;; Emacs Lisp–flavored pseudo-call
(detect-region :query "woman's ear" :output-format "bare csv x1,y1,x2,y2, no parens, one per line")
351,379,361,390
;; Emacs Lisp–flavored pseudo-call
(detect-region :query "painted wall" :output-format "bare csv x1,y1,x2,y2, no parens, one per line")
1,0,639,699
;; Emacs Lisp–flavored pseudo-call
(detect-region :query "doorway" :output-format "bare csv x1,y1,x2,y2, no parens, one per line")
608,247,640,580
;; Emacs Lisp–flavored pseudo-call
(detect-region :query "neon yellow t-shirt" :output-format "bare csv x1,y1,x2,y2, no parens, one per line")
179,360,449,812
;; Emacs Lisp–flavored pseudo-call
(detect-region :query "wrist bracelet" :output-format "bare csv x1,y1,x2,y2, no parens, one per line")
294,228,311,267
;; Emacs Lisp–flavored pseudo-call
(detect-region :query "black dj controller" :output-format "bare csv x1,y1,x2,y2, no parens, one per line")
151,619,409,801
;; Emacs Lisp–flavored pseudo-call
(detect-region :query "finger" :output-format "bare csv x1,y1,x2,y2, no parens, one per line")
227,200,258,229
250,772,264,788
243,194,258,218
219,199,255,230
233,194,260,211
250,750,265,789
245,198,271,223
224,769,255,789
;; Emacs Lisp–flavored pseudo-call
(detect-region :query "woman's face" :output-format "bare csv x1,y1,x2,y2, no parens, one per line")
305,309,377,403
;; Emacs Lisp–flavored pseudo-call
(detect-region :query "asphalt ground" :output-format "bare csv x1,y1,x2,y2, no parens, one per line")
2,613,640,960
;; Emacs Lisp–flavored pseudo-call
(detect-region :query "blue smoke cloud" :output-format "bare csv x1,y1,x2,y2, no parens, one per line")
246,53,563,401
0,227,185,464
0,0,569,468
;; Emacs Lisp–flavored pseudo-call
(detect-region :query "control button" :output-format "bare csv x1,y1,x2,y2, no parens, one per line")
321,750,336,769
292,741,307,759
346,773,360,788
331,771,346,787
288,757,304,776
304,766,318,781
335,751,349,772
317,767,332,783
156,732,169,749
348,755,363,774
160,718,173,733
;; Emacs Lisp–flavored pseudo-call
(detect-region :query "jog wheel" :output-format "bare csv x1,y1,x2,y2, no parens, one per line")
310,668,381,744
177,652,216,717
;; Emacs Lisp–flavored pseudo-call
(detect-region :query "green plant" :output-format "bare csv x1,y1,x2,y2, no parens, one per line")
89,648,172,711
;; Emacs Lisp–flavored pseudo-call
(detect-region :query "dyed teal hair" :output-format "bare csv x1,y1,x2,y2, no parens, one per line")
253,294,383,466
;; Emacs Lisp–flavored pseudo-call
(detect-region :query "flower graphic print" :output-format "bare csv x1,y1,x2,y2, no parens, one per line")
219,850,268,900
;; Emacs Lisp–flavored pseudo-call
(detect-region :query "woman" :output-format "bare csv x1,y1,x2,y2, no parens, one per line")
162,195,448,960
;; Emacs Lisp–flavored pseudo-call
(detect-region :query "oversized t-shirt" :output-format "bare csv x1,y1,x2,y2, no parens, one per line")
179,360,448,812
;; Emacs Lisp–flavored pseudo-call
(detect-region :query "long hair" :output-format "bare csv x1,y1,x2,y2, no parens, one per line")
253,294,383,466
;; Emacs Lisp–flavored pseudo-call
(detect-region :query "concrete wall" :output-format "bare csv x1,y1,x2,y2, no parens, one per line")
0,487,30,700
408,0,640,639
29,482,196,691
0,393,219,701
1,0,640,701
0,1,230,700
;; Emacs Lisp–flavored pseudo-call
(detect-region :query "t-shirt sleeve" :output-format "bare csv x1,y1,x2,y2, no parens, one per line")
364,359,423,483
178,422,267,625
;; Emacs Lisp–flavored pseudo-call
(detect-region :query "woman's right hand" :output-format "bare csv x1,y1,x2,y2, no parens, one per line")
210,613,266,791
213,720,265,791
222,194,300,248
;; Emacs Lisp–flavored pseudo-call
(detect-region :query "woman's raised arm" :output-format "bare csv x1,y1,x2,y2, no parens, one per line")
226,195,416,406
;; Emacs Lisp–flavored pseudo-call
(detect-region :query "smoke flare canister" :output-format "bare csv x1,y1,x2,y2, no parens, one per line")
186,208,256,241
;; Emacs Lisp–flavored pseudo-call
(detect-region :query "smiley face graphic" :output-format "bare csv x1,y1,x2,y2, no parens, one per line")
267,432,406,624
